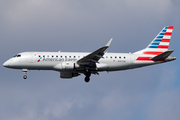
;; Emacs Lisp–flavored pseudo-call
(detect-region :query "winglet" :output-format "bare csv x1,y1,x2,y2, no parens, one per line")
105,38,113,47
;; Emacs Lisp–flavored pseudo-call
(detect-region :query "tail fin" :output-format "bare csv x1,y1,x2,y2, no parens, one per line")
135,26,173,55
146,26,173,50
135,26,174,62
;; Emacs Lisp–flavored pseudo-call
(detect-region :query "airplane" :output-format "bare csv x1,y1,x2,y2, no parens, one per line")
3,26,176,82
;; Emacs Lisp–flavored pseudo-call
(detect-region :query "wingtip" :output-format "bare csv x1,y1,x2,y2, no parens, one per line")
105,38,113,47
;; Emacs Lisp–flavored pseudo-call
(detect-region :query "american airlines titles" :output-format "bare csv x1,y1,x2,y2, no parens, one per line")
42,58,77,62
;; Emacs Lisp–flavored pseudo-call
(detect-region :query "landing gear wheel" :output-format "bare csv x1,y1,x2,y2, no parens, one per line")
85,77,90,82
84,70,91,82
23,75,27,79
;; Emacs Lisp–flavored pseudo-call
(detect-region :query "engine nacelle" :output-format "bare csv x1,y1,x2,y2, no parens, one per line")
60,72,80,78
53,62,80,70
61,62,74,70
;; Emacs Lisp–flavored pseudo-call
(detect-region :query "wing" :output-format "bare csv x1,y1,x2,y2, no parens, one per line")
77,38,113,65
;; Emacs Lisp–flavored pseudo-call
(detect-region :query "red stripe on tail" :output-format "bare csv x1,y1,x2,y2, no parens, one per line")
143,51,163,55
168,26,173,29
161,39,170,42
164,32,172,36
158,45,169,49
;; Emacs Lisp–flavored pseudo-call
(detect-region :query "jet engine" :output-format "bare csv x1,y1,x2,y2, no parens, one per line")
60,72,80,78
53,62,80,70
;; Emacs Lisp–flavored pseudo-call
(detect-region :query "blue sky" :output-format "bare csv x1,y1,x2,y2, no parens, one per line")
0,0,180,120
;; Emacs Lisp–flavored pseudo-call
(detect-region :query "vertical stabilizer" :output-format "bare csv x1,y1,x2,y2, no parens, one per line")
146,26,173,51
134,26,174,61
135,26,173,55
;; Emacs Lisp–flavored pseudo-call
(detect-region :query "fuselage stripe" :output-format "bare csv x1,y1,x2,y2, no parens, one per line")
143,51,163,55
136,57,152,61
136,57,165,61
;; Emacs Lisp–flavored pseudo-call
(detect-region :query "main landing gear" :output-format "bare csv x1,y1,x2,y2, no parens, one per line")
22,69,28,79
84,71,91,83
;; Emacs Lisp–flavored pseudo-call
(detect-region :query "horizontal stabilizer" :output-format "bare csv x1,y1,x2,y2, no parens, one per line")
151,50,174,61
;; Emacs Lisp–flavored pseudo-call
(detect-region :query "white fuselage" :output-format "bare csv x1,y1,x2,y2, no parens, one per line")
3,52,164,73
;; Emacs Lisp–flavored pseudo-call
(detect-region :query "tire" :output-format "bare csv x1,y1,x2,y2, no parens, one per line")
84,77,90,82
23,75,27,79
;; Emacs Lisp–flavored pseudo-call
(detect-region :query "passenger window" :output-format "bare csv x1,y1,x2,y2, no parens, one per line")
74,56,76,58
115,56,117,59
119,56,121,59
124,57,126,59
56,55,58,58
110,56,112,59
69,56,71,58
43,55,45,57
52,55,54,57
39,55,41,57
106,56,108,58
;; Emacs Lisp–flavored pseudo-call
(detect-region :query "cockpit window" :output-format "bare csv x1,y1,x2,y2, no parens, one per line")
14,54,21,57
17,54,21,57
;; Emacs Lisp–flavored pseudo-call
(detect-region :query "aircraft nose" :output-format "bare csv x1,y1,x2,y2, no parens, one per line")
3,61,9,67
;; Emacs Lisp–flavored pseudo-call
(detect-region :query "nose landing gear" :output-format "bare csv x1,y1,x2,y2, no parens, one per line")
22,69,28,79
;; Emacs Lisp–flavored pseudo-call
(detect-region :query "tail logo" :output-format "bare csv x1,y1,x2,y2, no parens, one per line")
136,26,173,61
147,26,173,49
